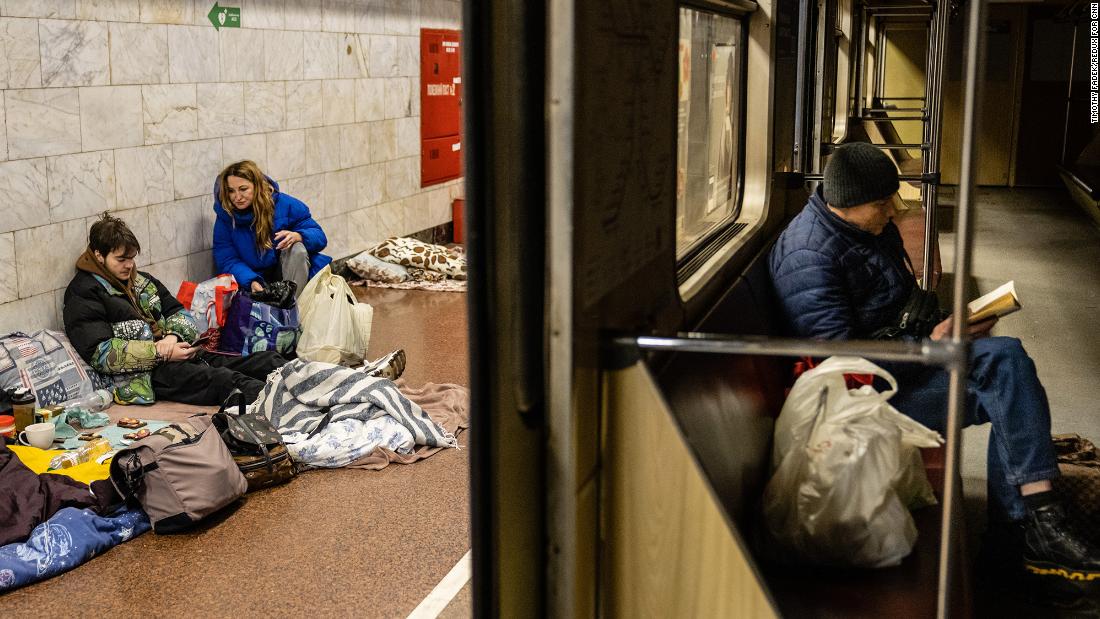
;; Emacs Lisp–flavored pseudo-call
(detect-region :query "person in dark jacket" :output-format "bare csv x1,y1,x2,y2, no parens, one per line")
63,214,287,406
213,160,332,295
769,142,1100,582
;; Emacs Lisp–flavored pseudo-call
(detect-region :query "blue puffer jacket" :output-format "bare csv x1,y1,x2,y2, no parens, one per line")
212,178,332,289
769,187,915,340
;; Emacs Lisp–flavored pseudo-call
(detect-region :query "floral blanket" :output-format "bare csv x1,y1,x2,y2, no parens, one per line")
0,507,149,593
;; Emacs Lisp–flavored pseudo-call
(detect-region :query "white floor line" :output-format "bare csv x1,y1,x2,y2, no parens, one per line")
406,549,472,619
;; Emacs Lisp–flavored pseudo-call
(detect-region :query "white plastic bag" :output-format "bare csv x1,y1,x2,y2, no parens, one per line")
296,265,373,365
761,356,943,568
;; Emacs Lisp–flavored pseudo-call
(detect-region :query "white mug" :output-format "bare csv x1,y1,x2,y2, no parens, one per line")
18,422,55,449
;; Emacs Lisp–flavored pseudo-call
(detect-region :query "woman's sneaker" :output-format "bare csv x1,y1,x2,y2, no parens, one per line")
361,349,406,381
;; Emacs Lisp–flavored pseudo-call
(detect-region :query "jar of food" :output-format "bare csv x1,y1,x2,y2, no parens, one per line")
11,388,36,433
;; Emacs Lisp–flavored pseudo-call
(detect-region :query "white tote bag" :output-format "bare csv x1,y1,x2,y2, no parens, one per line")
296,265,373,365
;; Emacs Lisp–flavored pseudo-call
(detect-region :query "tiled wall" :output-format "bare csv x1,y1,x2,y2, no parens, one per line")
0,0,464,333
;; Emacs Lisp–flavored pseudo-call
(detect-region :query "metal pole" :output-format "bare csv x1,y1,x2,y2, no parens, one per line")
625,333,960,366
794,0,813,172
858,6,868,115
1062,22,1079,166
937,0,985,614
921,0,949,291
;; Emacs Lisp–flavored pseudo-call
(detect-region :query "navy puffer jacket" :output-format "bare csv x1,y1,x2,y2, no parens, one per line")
768,187,915,340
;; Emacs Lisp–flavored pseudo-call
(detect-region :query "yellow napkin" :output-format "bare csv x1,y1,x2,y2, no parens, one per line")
8,444,112,485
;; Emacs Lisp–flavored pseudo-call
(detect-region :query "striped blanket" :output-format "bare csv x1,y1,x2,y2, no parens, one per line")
251,359,457,467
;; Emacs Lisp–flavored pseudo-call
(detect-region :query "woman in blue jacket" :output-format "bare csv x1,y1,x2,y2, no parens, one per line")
213,160,332,294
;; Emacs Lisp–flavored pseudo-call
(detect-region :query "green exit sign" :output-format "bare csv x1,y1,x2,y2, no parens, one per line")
208,2,241,30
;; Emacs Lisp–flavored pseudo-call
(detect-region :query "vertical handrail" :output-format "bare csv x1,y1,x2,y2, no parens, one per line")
921,0,950,290
857,6,868,115
938,0,985,614
1062,21,1079,166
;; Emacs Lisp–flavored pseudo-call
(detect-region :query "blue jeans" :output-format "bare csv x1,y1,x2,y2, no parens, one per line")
887,336,1060,521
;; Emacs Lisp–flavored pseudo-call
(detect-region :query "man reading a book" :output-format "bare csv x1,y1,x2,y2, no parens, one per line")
768,142,1099,583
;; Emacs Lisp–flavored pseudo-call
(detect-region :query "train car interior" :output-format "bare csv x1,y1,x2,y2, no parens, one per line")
2,0,1099,617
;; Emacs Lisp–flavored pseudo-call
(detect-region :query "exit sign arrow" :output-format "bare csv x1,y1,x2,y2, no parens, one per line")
208,2,241,30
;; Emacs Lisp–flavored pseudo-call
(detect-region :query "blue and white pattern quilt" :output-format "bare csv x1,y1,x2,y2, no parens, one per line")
0,507,150,592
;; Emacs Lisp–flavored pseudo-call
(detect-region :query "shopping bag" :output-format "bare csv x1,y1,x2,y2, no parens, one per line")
177,274,238,333
761,356,942,568
218,293,300,357
296,266,373,365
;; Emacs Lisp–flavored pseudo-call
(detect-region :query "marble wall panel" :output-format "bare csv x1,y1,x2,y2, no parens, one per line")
303,31,340,80
172,138,223,199
47,150,116,222
87,206,151,266
427,185,451,227
0,17,42,89
322,0,353,33
339,33,369,79
266,129,307,180
347,206,379,250
244,82,286,133
80,86,144,150
340,122,371,169
0,96,6,161
241,0,285,30
144,254,188,302
375,198,404,239
393,116,419,158
384,0,418,35
404,191,431,234
142,84,198,144
384,77,412,119
187,250,214,282
0,293,57,334
110,23,169,85
356,162,384,209
199,194,216,248
14,218,89,297
322,79,356,125
355,78,385,122
324,168,357,215
264,30,304,81
197,82,245,138
368,120,394,163
6,89,81,158
0,158,49,233
317,213,349,258
286,80,324,129
223,133,267,169
220,28,265,82
140,0,192,24
114,144,173,210
282,173,325,220
148,196,206,262
305,125,342,175
383,155,417,201
367,35,398,78
353,0,386,34
168,26,220,84
284,0,323,31
77,0,139,21
39,19,109,87
395,35,418,78
0,233,16,303
0,0,75,18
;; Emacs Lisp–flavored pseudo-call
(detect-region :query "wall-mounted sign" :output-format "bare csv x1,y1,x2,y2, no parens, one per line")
208,2,241,30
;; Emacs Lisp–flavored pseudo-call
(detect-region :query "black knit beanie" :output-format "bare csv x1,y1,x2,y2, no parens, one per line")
822,142,900,208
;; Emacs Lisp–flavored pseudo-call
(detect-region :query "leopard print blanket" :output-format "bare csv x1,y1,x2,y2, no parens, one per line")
368,237,467,280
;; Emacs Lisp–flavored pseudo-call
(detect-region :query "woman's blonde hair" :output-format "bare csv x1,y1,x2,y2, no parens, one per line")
216,160,275,251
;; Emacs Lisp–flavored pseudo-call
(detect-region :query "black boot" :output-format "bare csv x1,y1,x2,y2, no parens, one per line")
1021,502,1100,581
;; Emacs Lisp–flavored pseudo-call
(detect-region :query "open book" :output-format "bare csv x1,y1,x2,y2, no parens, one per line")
968,281,1021,323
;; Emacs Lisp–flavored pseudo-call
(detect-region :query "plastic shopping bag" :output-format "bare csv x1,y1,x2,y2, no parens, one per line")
296,265,373,365
761,356,943,568
177,274,238,333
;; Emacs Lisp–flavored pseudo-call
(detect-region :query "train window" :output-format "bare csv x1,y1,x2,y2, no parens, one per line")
676,8,746,262
831,0,853,143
